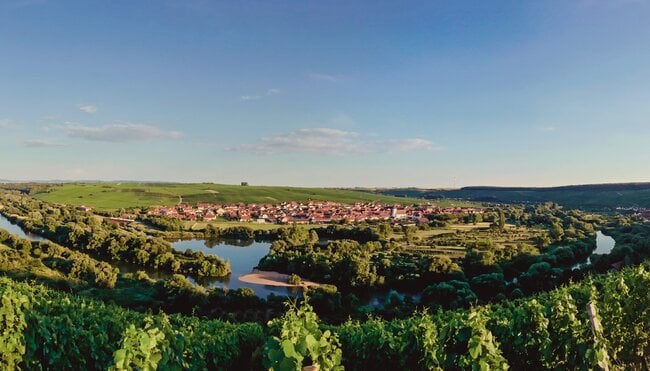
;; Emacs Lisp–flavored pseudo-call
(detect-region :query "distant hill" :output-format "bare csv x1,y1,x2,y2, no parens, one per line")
29,182,478,210
374,182,650,209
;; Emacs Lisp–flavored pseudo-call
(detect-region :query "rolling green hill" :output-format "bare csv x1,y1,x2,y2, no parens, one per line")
374,182,650,209
31,182,473,210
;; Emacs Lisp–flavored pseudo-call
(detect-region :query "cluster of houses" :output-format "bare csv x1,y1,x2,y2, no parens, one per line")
616,207,650,222
640,210,650,222
146,201,483,225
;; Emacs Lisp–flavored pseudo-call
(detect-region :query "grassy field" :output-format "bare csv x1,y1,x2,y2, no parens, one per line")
32,182,474,210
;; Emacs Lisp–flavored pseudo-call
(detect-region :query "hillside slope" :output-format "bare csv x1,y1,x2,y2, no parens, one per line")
31,182,445,210
375,182,650,209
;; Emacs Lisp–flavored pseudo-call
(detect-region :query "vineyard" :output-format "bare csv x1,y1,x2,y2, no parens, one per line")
2,263,650,370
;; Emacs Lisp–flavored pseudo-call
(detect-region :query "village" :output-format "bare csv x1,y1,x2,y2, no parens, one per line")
615,207,650,222
146,201,483,225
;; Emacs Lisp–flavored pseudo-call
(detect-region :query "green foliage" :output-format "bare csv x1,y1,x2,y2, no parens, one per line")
287,273,302,286
462,309,509,370
2,263,650,369
545,289,591,368
0,192,230,279
489,298,551,369
421,280,477,309
437,308,509,370
264,298,343,371
584,289,611,371
0,277,265,370
335,314,440,370
0,285,29,369
110,318,166,371
595,265,650,365
413,314,441,370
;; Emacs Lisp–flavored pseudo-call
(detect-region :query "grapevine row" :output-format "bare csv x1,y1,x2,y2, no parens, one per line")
2,263,650,369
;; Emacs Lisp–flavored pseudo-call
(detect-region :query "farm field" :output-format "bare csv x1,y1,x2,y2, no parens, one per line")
393,222,544,260
30,182,466,210
391,222,501,240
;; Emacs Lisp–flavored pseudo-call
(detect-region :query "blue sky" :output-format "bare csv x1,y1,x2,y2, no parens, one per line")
1,0,650,187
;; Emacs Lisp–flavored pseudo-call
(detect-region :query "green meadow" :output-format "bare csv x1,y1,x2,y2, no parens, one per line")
32,182,477,210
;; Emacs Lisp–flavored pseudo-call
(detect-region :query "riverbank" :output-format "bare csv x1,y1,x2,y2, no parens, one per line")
238,270,320,288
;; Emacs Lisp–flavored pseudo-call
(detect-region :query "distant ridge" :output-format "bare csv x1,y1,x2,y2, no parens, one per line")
375,182,650,209
462,182,650,192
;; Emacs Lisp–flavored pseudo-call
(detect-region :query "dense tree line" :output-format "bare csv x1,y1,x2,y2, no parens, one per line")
0,228,118,288
258,203,606,311
258,238,462,291
592,216,650,270
0,225,289,322
0,191,230,278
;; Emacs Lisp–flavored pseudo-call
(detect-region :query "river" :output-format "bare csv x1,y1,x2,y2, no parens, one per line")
0,213,299,298
0,214,46,242
572,231,616,269
170,238,302,298
105,238,303,298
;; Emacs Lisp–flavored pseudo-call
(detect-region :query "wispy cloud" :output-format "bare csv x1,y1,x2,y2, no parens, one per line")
0,119,17,129
23,139,66,147
61,121,183,142
383,138,440,152
239,88,281,102
538,126,556,132
308,72,343,82
229,127,439,155
78,104,98,114
240,95,261,101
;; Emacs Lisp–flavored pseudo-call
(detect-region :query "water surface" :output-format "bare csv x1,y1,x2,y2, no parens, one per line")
172,238,301,297
573,231,616,269
0,214,46,242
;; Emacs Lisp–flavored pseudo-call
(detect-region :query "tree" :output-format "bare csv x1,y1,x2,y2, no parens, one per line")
519,262,563,293
550,222,564,240
287,273,302,285
421,280,477,309
498,209,506,230
470,273,506,300
402,225,417,244
264,298,343,370
377,223,392,240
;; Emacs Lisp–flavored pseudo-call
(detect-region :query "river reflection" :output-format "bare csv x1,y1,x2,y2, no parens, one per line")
0,213,298,298
119,238,303,298
572,231,616,269
0,214,46,242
